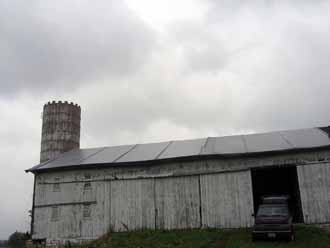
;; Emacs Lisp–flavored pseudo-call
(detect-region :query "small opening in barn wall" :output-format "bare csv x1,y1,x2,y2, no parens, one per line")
83,174,92,192
83,182,92,191
51,206,60,221
251,166,304,223
53,178,60,192
83,204,91,219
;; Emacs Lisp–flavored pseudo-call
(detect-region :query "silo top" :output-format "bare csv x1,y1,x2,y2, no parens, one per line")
43,100,81,115
40,100,81,163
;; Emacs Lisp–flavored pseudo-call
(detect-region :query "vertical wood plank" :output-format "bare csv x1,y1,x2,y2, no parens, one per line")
297,163,330,223
155,176,200,229
110,179,155,231
200,170,254,228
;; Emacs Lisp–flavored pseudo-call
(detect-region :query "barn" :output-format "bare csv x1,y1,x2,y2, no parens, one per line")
26,101,330,244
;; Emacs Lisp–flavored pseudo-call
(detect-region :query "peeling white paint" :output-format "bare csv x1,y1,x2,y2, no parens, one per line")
155,176,200,229
200,170,254,228
31,150,330,243
297,163,330,223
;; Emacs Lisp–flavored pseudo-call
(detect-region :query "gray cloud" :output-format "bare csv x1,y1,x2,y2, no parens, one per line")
2,0,330,240
0,0,155,96
75,0,330,146
0,99,41,239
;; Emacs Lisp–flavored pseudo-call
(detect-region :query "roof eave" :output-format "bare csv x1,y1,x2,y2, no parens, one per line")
27,145,330,174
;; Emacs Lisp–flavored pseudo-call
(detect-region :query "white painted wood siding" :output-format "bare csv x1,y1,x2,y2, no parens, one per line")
33,170,256,241
155,176,200,229
33,179,107,241
200,170,254,228
35,181,96,206
34,205,81,240
297,163,330,223
110,179,155,232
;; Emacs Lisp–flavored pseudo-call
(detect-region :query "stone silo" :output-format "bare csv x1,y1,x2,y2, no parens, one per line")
40,101,81,163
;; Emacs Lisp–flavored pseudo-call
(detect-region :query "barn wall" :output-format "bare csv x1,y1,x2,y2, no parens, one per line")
297,163,330,224
200,170,254,228
34,203,86,240
31,150,330,242
33,169,255,242
155,176,200,229
109,179,155,232
33,174,108,242
34,178,96,206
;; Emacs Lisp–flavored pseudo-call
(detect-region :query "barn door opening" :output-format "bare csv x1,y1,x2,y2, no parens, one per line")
251,166,303,223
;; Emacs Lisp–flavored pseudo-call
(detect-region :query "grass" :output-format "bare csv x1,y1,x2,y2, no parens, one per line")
75,225,330,248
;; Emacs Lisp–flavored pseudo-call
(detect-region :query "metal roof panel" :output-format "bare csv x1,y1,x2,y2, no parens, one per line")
37,148,104,170
158,138,207,159
244,132,293,153
281,128,330,148
201,135,246,155
81,145,135,164
116,141,170,162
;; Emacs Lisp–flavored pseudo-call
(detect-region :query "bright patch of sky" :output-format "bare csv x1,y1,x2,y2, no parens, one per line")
125,0,207,30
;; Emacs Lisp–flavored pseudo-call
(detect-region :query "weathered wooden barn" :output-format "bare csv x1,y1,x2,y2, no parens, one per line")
26,101,330,244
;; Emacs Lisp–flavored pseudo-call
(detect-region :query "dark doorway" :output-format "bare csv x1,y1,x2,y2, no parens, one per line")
251,166,303,223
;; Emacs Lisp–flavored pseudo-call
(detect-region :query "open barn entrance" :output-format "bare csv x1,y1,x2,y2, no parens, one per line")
251,166,303,223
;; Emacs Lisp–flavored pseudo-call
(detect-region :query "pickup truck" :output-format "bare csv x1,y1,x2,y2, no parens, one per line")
252,196,294,241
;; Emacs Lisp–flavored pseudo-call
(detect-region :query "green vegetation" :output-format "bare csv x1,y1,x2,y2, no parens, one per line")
0,240,8,247
7,232,30,248
74,225,330,248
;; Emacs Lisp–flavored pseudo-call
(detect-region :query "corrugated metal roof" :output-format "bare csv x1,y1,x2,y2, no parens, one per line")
244,131,293,153
81,145,135,164
38,148,105,170
27,127,330,172
280,128,330,148
201,135,246,154
116,142,170,162
158,138,207,159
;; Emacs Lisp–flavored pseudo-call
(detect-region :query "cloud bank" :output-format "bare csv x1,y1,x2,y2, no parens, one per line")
1,0,330,239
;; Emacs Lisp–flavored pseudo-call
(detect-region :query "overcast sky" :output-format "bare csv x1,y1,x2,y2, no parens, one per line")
1,0,330,239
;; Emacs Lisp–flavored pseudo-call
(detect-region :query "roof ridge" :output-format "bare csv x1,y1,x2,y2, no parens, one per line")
68,127,320,152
